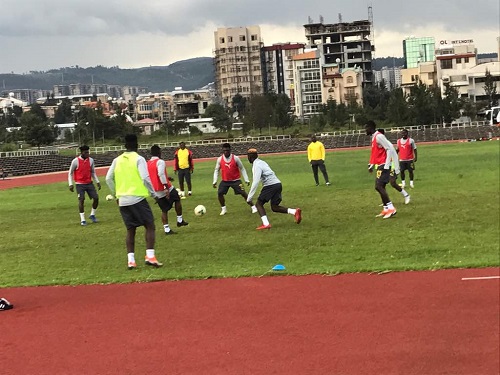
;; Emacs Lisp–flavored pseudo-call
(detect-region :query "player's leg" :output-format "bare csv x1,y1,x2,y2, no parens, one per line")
125,227,137,269
157,197,174,234
311,161,320,186
76,185,86,225
88,184,99,223
400,163,407,188
168,189,188,227
185,170,192,195
390,173,410,204
178,170,185,193
255,188,271,229
409,162,415,188
139,200,162,267
218,181,229,215
318,161,330,185
375,167,396,218
269,184,301,223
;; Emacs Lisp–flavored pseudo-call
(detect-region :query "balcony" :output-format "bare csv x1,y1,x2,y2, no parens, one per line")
344,93,359,101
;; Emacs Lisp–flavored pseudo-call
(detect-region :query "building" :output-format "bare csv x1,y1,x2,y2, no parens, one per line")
1,89,50,104
304,19,374,86
293,50,322,120
213,26,264,106
400,62,437,95
373,66,402,90
322,62,363,106
262,43,305,97
403,37,435,68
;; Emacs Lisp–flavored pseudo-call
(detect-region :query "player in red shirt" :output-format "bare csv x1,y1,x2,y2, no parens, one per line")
68,145,101,226
365,121,400,219
396,129,418,188
213,143,256,216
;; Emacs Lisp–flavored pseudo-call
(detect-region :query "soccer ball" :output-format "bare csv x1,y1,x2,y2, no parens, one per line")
105,194,115,201
194,205,206,216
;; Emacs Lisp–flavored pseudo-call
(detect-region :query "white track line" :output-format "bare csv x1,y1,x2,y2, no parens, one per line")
461,276,500,281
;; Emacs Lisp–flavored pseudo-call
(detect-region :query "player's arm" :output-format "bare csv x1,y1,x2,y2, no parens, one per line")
320,142,325,160
173,152,179,173
68,158,78,191
307,144,312,162
412,140,418,162
188,150,194,173
105,159,117,196
235,156,250,184
90,158,101,190
247,164,261,202
377,134,398,171
213,157,221,187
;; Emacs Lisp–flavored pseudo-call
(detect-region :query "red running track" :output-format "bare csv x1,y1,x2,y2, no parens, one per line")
1,268,499,374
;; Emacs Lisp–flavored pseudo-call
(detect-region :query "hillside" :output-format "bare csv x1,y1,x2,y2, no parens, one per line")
0,57,215,92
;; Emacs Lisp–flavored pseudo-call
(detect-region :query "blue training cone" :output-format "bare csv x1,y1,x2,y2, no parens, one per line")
272,264,286,271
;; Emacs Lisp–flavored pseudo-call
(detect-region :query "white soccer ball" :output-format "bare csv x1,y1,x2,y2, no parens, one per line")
194,205,206,216
105,194,115,201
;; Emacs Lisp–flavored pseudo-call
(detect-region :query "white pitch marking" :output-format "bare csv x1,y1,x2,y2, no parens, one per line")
461,276,500,281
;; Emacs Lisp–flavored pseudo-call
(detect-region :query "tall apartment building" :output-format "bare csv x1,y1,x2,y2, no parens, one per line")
213,26,264,106
373,66,402,89
403,37,435,68
262,43,305,97
304,19,374,86
293,50,322,120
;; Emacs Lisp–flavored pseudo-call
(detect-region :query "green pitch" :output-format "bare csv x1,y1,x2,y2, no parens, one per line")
0,141,498,287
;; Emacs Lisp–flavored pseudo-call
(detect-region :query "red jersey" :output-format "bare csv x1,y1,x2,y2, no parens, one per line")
221,154,240,181
397,138,415,161
369,132,387,165
74,157,92,184
147,158,171,192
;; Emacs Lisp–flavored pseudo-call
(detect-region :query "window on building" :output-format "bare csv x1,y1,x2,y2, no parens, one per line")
456,58,462,63
465,57,469,63
228,36,233,42
240,46,246,52
220,37,225,44
347,76,354,84
440,59,452,69
228,47,233,53
251,34,257,41
239,35,246,41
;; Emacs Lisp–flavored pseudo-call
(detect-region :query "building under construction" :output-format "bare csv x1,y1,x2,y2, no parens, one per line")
304,19,374,86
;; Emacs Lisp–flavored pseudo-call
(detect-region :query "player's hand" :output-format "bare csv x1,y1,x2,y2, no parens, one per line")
69,185,74,192
174,170,177,174
414,158,417,163
213,183,217,188
367,164,373,173
165,191,170,200
190,169,194,174
97,182,101,190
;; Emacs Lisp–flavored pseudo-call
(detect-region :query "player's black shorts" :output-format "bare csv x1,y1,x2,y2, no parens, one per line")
258,183,282,206
119,198,155,230
177,168,191,184
218,180,245,195
76,183,98,201
400,160,414,172
375,165,392,185
157,189,180,212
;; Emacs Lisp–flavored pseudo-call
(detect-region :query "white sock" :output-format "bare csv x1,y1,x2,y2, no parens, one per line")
127,253,135,263
261,215,270,226
287,208,296,215
401,181,406,187
400,189,408,196
90,208,96,216
79,213,85,221
188,191,192,195
177,215,183,223
410,180,414,187
146,249,155,259
221,206,227,212
163,224,170,233
387,202,395,210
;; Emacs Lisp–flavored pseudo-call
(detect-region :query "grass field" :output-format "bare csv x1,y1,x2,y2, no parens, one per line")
0,141,498,287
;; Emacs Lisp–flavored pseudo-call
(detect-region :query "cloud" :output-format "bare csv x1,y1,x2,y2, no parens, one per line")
0,0,498,72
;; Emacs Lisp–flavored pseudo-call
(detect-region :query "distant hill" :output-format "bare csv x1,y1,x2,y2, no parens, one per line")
1,53,498,93
0,57,215,92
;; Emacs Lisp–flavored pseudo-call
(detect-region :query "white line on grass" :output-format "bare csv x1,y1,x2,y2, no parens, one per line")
461,276,500,281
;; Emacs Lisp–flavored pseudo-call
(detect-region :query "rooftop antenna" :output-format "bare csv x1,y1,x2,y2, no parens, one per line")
368,3,375,60
308,16,313,24
338,13,343,23
319,14,324,24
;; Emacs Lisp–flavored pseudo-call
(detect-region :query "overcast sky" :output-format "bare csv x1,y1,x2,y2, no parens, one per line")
1,0,498,73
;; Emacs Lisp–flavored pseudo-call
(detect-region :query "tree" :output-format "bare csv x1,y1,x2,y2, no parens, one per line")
273,94,293,132
441,83,462,123
28,103,47,121
53,98,73,124
231,94,247,117
386,88,410,125
408,82,435,125
20,112,57,148
204,103,231,132
483,69,498,107
246,95,273,134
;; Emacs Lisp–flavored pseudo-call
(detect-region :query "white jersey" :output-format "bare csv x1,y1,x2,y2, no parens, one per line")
247,158,281,202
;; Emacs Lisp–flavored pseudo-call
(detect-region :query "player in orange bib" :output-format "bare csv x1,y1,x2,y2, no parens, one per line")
396,129,418,189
